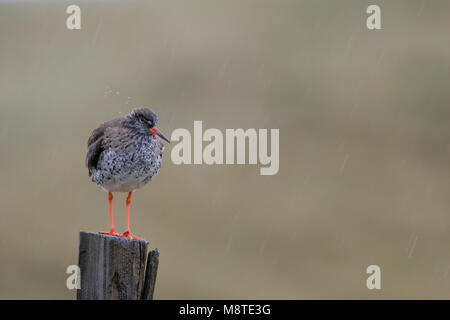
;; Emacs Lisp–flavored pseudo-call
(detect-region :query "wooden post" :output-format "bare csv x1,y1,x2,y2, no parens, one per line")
142,248,160,300
77,231,159,300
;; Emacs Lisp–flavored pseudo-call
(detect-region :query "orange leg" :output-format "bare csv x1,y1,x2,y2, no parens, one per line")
121,192,145,240
100,192,120,236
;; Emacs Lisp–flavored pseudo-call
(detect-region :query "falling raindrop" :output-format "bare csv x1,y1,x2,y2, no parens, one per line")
407,235,418,259
104,85,113,98
91,18,102,46
340,154,350,174
377,48,388,66
224,234,233,255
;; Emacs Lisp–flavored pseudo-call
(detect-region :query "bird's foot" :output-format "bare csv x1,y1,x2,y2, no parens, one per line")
100,229,121,237
121,231,145,240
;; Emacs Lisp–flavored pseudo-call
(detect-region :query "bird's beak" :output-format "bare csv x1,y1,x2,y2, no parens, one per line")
150,127,170,143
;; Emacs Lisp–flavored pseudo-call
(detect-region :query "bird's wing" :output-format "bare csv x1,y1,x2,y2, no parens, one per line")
87,120,112,147
86,120,116,176
86,139,103,176
86,119,135,176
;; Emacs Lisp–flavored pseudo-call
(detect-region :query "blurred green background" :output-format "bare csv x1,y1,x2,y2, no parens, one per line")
0,0,449,299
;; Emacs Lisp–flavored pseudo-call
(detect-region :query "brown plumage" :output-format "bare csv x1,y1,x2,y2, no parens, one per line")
85,107,170,239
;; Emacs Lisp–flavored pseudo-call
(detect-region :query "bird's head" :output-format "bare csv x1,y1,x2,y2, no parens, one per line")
129,107,170,143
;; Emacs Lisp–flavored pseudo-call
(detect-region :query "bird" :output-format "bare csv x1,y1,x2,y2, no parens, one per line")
86,107,170,240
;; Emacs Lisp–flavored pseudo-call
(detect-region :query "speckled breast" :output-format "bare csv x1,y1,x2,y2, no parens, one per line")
93,135,165,192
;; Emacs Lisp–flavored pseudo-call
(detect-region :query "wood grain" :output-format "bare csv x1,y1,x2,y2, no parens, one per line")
142,248,160,300
77,231,149,300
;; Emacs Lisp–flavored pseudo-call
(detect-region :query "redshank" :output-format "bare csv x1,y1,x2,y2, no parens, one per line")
86,107,170,239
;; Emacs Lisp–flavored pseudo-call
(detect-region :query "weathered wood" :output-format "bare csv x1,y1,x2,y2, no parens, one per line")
142,248,160,300
77,231,149,300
